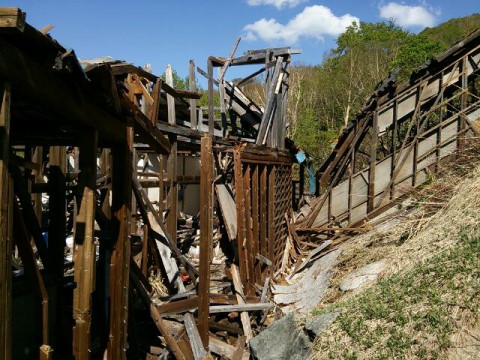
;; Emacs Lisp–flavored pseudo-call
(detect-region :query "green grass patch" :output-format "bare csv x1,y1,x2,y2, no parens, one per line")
313,227,480,359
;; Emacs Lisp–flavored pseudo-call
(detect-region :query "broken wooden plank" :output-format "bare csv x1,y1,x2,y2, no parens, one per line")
130,268,186,360
184,313,208,360
198,135,214,348
231,264,254,341
215,184,237,241
209,303,272,313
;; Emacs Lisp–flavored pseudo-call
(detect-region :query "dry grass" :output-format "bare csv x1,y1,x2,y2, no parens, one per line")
309,140,480,359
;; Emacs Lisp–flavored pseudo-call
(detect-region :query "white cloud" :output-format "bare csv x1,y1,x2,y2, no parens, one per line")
243,5,359,44
379,2,437,28
246,0,308,10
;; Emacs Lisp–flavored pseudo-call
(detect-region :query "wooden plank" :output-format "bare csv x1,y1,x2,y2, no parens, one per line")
208,336,250,360
47,146,66,350
207,59,215,136
215,184,237,241
231,264,254,341
130,268,186,360
141,224,149,276
232,336,247,360
209,303,272,313
0,7,26,31
14,202,50,351
107,126,133,360
189,60,197,129
243,164,255,293
0,82,12,360
234,149,248,287
256,57,283,145
252,165,262,283
367,112,378,213
165,65,178,247
198,136,214,348
184,313,208,360
259,165,268,279
73,129,98,359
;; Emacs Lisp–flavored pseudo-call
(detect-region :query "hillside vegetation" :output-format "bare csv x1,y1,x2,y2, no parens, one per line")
310,143,480,359
280,15,479,166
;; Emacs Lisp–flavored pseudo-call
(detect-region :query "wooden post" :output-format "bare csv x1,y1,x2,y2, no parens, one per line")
189,60,197,130
48,146,66,354
0,82,12,360
72,129,98,359
367,112,378,213
33,146,43,223
165,65,178,244
107,126,133,360
207,59,214,136
198,136,214,348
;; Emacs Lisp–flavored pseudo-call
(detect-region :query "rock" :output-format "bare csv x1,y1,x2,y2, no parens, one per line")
304,310,340,339
250,313,311,360
339,261,384,291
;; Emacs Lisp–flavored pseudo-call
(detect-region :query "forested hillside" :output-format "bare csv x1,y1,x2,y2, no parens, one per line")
283,15,480,165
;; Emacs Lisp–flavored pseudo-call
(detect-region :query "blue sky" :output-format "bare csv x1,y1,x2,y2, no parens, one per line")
9,1,479,81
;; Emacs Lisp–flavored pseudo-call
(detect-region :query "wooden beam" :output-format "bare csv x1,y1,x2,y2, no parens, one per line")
0,37,126,144
165,65,178,246
47,145,66,352
72,129,98,359
0,81,12,360
207,59,215,136
184,313,208,360
107,126,133,360
0,7,26,31
14,202,50,353
231,264,253,342
198,136,214,348
189,60,198,130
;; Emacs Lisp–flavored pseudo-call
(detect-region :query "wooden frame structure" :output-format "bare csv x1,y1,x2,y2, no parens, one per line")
300,29,480,231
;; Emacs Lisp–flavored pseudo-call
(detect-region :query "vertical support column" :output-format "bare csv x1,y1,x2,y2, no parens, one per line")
207,59,214,136
189,60,197,130
198,136,213,348
48,146,66,353
234,149,247,287
72,129,98,359
367,112,378,213
0,82,12,360
33,146,43,223
165,65,178,244
107,126,133,360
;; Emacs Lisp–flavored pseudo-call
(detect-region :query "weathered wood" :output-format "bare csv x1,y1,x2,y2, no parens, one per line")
165,65,179,247
209,303,272,313
189,60,198,130
184,313,208,360
198,136,214,348
14,202,50,352
215,184,237,241
130,268,186,360
0,81,12,360
107,126,133,360
0,7,26,31
231,264,254,341
207,59,215,136
231,336,247,360
208,336,250,359
73,129,98,360
141,224,149,276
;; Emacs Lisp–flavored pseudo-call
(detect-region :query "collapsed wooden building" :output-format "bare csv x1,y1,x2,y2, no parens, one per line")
1,6,479,360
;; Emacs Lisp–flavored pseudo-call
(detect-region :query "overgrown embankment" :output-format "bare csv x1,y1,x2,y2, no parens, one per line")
310,149,480,359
